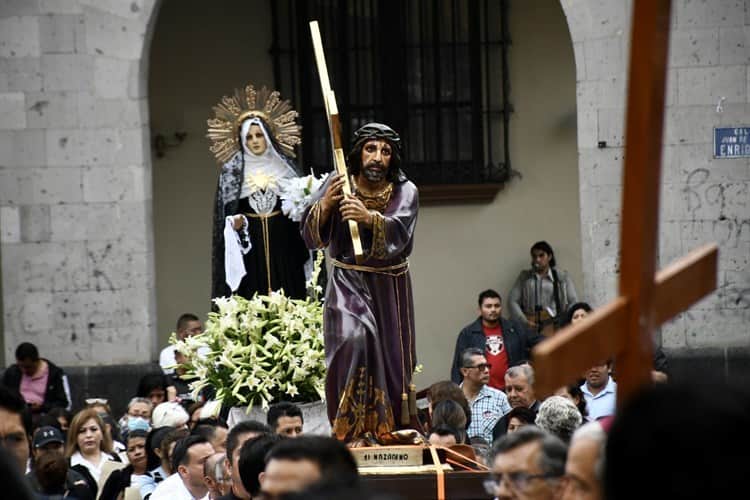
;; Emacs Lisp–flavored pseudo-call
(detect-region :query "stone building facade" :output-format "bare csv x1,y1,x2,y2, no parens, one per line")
566,0,750,374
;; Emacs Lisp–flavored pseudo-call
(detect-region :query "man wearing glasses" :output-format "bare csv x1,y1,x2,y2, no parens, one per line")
460,347,511,444
486,426,567,500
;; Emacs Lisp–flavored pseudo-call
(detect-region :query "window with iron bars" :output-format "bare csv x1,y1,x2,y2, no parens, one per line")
271,0,511,203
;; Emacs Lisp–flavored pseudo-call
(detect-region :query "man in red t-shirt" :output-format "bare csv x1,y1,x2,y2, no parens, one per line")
451,290,543,391
479,295,509,390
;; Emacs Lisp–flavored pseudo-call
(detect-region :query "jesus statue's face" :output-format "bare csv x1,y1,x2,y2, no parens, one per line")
246,124,267,155
360,139,392,184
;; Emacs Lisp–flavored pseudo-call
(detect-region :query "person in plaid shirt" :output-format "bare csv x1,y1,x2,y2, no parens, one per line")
459,347,512,444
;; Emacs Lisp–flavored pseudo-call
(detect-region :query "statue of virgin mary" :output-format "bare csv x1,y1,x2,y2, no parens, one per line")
207,85,309,300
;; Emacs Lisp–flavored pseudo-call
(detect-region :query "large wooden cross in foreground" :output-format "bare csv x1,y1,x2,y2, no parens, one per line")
533,0,719,407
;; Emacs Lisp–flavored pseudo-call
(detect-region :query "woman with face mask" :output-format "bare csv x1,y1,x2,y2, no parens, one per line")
118,397,153,443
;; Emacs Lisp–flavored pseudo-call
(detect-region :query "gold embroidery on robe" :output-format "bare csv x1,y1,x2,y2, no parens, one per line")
354,180,393,213
332,367,395,441
305,201,325,249
370,213,387,260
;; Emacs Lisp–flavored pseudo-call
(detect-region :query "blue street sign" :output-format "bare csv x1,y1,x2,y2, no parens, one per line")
714,127,750,158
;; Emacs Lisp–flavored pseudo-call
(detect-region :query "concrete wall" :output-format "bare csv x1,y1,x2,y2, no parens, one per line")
0,0,160,366
560,0,750,360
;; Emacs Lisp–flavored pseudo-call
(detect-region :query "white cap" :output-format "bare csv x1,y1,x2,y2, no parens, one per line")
151,401,189,428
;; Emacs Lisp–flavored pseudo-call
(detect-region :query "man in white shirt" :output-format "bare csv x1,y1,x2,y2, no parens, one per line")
159,314,203,374
151,435,215,500
580,360,617,421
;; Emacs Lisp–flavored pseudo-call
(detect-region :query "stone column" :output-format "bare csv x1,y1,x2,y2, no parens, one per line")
561,0,750,355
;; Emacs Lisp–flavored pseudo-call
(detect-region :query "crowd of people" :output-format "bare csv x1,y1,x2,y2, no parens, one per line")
0,100,720,495
0,372,372,500
1,238,749,500
411,241,676,498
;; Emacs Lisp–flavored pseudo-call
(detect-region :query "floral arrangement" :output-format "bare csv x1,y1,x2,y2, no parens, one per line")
172,252,326,410
279,172,329,222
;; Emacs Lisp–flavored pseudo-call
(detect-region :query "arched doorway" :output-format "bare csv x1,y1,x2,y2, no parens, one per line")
147,0,581,383
149,0,277,345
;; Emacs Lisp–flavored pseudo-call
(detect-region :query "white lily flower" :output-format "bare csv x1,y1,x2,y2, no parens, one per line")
172,256,327,410
279,173,329,222
286,384,299,397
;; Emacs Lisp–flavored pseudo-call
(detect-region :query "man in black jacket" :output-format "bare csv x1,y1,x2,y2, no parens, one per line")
451,290,543,390
2,343,69,416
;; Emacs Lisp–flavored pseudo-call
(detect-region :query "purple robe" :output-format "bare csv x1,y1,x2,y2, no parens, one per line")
301,176,418,441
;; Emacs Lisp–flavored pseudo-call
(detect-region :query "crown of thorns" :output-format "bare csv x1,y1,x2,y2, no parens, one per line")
352,123,401,151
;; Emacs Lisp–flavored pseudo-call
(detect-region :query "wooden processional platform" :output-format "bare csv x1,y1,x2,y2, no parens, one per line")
352,445,489,500
362,471,488,500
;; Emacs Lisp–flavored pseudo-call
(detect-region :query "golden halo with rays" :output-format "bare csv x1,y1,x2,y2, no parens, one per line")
206,84,302,164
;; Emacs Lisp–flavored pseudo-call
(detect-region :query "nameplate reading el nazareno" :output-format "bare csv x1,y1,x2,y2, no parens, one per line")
350,446,424,467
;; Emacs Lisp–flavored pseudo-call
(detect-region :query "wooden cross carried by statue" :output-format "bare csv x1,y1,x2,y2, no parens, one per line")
309,20,365,265
533,0,719,407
